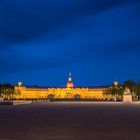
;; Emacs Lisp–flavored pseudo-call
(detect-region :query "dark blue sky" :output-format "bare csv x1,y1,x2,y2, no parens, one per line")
0,0,140,87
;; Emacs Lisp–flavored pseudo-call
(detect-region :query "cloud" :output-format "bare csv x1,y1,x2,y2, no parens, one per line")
0,0,140,83
0,0,138,47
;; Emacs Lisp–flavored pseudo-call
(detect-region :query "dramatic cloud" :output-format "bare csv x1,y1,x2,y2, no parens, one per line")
0,0,138,44
0,0,140,86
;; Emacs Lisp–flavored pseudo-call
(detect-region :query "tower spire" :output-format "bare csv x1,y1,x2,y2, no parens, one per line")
67,73,74,88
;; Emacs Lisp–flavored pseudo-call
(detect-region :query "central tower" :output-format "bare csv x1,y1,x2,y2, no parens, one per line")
67,73,74,88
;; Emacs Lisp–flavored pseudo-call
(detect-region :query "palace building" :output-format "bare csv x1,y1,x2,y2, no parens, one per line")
15,73,118,99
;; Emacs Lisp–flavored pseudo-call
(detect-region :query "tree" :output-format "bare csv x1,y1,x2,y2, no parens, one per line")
14,89,21,99
135,82,140,100
1,87,14,100
123,80,136,93
123,80,140,100
1,84,21,100
132,81,140,100
104,85,124,100
0,84,2,98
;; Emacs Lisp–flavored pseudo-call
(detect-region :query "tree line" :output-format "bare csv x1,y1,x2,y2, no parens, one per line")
104,80,140,100
0,84,21,100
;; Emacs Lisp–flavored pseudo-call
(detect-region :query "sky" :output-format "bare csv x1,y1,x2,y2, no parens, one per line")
0,0,140,87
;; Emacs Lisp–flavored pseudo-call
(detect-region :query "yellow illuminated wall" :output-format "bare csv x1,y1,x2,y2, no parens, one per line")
14,77,120,99
15,85,117,99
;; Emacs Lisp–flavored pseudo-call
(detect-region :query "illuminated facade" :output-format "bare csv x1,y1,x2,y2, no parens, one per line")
15,73,119,99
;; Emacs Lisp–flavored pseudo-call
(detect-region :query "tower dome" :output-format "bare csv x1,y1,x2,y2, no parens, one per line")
66,73,74,88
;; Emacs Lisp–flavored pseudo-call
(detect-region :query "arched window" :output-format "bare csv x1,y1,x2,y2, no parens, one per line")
74,94,81,99
47,94,54,99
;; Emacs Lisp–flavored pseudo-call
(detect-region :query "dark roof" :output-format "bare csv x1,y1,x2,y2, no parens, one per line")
23,85,111,89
